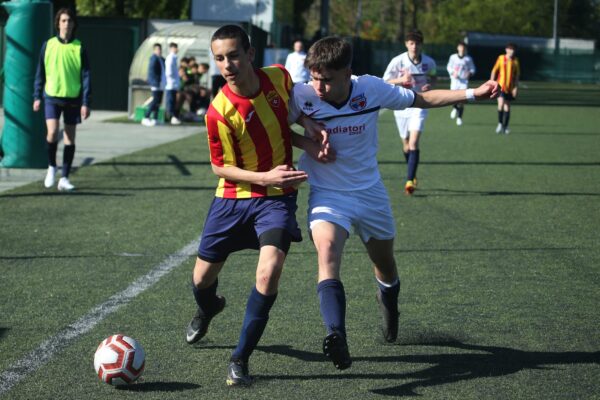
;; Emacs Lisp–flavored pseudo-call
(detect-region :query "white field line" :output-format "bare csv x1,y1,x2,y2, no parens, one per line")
0,239,198,396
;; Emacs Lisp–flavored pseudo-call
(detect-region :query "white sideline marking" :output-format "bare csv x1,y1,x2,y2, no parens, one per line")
0,239,198,396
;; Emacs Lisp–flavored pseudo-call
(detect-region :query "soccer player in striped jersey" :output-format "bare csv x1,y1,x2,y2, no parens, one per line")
290,36,499,371
184,24,329,386
383,29,437,195
446,41,476,126
491,43,520,134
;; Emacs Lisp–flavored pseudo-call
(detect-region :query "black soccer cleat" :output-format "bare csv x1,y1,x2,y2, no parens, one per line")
323,330,352,370
226,359,253,386
186,295,226,344
376,289,399,343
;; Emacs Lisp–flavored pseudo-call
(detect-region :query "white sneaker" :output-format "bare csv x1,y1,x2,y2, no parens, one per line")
504,128,510,135
141,118,156,127
456,117,463,126
44,166,56,188
496,123,503,133
57,177,75,191
196,107,207,117
450,108,457,119
170,116,182,125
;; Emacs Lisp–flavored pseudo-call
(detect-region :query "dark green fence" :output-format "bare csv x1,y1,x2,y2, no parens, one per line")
351,38,600,84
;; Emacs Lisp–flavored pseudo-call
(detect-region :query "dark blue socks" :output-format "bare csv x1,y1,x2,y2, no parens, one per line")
502,110,510,129
317,279,347,337
232,286,277,362
377,278,400,313
62,144,75,178
47,141,58,167
191,278,219,315
407,149,420,181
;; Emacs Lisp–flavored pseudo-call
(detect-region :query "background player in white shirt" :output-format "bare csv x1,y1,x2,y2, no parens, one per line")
446,42,476,126
289,36,500,371
382,30,437,195
285,40,310,84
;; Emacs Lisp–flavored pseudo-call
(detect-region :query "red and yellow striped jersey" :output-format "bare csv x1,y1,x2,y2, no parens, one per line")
205,65,295,199
491,55,520,93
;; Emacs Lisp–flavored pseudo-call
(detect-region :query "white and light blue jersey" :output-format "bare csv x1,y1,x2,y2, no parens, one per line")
447,53,476,89
289,75,415,191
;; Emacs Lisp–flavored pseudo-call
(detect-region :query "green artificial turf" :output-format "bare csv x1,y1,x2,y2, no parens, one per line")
0,90,598,399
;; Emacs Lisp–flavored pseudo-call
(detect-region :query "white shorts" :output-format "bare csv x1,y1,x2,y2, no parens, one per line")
307,180,396,243
450,79,468,90
393,108,428,139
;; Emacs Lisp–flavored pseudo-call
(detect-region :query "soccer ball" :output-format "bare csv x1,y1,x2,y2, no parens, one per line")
94,334,145,386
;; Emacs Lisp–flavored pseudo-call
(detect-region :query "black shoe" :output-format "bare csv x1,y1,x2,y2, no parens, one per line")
226,359,253,386
376,289,399,343
323,330,352,370
186,295,226,344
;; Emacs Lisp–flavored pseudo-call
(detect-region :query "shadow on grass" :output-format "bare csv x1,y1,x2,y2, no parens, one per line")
256,336,600,397
0,328,9,340
116,381,201,392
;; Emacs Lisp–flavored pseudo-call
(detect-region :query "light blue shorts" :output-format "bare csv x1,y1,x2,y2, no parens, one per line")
307,180,396,243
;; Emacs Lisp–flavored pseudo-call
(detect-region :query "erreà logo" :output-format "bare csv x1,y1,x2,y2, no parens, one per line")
266,90,280,107
350,93,367,111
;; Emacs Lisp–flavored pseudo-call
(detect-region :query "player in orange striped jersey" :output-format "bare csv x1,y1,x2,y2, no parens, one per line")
491,43,520,134
185,24,330,387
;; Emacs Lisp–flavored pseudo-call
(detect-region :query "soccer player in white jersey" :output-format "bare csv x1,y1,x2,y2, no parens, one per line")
446,41,476,126
289,36,499,371
382,30,437,195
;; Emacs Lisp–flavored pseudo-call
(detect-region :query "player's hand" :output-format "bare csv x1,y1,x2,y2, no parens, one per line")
262,165,308,188
81,105,91,120
511,87,518,99
302,133,336,163
298,114,333,162
421,84,432,92
474,80,501,100
33,100,41,112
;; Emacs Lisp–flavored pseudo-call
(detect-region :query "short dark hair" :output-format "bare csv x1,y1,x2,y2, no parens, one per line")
305,36,352,71
54,8,78,34
457,41,467,47
169,42,178,49
405,29,424,44
153,43,162,50
211,24,250,52
506,42,517,50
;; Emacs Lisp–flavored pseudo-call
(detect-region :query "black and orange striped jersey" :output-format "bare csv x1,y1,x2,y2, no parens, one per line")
205,65,295,199
491,55,520,93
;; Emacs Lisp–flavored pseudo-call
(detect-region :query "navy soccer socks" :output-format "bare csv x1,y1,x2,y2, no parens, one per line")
231,286,277,362
407,149,420,181
317,279,347,337
62,144,75,178
192,278,220,315
376,278,400,314
502,110,511,129
47,141,58,167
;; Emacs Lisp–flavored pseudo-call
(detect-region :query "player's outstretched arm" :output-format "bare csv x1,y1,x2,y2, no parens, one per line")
413,80,500,109
211,164,308,188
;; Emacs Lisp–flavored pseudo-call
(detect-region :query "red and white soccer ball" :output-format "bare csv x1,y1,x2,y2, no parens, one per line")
94,334,145,386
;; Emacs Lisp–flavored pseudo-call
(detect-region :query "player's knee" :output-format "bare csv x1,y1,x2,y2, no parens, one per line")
315,239,342,265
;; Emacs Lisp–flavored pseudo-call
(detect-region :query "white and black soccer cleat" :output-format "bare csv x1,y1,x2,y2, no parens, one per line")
226,359,253,386
185,295,226,344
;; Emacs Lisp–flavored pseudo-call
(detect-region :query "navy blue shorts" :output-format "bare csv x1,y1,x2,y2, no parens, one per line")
198,193,302,262
44,102,81,125
500,91,515,102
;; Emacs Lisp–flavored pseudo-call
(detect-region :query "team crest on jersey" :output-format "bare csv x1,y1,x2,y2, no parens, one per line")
266,90,280,107
350,93,367,111
303,100,314,112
